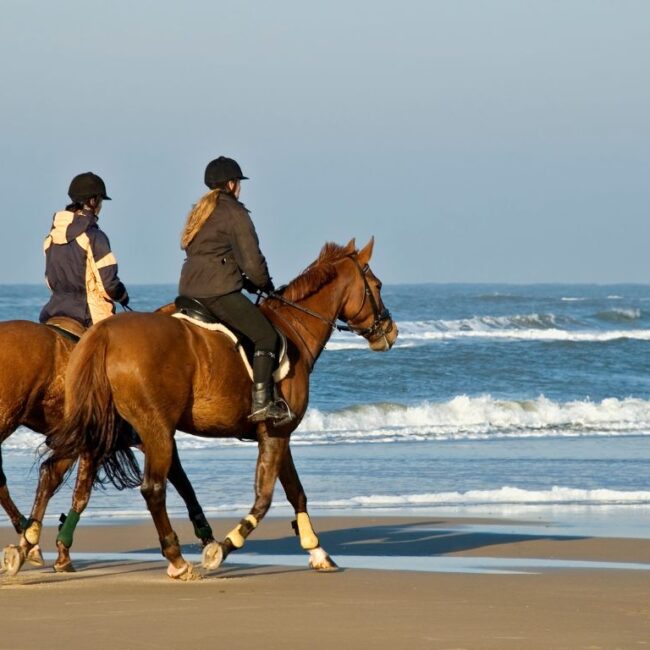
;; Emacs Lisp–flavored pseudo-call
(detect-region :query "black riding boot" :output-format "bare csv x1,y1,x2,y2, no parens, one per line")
249,351,292,424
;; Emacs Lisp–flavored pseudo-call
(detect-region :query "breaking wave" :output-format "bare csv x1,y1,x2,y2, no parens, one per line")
289,396,650,444
596,308,641,323
327,315,650,349
9,396,650,452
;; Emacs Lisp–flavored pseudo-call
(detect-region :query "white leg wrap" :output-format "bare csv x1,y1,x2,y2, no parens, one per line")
226,514,258,549
297,512,319,550
24,521,42,546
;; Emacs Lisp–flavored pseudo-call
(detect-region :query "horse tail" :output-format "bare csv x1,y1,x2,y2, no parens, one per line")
47,323,142,490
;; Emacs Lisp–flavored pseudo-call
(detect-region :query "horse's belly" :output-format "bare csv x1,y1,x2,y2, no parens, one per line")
178,398,252,439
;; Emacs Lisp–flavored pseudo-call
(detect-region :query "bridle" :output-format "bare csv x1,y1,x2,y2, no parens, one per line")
264,255,393,343
337,258,393,340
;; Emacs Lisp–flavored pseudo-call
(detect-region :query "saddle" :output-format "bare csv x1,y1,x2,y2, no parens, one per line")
45,316,87,342
172,296,290,382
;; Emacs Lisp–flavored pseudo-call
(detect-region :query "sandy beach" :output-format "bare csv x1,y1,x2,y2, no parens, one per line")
1,515,648,650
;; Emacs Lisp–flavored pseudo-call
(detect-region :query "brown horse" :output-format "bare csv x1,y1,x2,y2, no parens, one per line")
0,318,213,575
43,238,397,580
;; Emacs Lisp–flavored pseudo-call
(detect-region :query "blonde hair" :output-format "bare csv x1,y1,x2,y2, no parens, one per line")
180,189,220,249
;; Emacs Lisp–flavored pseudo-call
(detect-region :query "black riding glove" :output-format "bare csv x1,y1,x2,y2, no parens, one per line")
114,283,129,307
242,276,259,294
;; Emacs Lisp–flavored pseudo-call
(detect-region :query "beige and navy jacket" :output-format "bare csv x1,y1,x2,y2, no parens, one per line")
39,208,127,326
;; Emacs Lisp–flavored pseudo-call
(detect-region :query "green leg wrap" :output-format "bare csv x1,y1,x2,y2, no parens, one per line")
56,510,81,548
19,515,30,533
190,512,213,542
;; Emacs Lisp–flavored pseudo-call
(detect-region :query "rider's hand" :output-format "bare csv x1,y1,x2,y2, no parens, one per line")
115,283,130,307
242,275,259,294
263,279,275,294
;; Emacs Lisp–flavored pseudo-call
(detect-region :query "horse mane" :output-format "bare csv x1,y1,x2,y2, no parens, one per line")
282,240,356,302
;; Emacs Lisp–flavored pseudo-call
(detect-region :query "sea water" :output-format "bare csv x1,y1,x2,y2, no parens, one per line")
1,284,649,530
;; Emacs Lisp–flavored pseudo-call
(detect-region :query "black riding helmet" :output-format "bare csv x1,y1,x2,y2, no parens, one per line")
204,156,248,189
68,172,111,203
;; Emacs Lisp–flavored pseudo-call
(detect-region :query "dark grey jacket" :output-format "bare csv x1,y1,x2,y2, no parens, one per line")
179,193,272,298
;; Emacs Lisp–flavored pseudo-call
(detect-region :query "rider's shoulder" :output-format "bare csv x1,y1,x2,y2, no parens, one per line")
220,193,251,216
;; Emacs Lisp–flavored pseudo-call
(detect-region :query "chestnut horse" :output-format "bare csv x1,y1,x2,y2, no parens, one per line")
43,239,397,580
0,319,213,575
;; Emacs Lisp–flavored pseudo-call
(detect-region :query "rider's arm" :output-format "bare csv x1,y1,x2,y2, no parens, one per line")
229,207,273,291
89,228,129,305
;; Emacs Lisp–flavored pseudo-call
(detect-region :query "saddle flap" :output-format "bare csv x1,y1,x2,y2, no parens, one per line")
45,316,87,339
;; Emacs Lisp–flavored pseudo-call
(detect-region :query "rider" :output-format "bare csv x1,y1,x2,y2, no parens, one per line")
40,172,129,327
179,156,287,423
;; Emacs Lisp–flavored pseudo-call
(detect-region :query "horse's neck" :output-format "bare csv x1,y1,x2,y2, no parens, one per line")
271,279,346,370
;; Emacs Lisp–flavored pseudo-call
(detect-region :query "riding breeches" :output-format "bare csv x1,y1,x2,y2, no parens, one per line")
202,292,279,384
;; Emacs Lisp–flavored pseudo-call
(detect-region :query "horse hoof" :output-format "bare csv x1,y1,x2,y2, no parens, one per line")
2,545,26,577
308,547,339,572
53,560,76,573
27,544,45,567
201,542,224,571
167,562,201,581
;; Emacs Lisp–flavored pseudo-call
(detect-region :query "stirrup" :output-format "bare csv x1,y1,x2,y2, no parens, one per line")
249,398,294,425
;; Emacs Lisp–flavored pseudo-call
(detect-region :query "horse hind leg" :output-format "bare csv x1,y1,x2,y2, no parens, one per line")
2,456,73,577
140,430,200,581
53,452,96,573
0,445,28,535
167,440,214,546
279,446,338,572
202,426,287,572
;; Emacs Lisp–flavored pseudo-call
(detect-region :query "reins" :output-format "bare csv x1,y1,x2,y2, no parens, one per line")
262,254,393,342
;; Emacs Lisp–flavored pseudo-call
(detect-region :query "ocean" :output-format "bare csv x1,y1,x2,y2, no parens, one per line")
2,283,650,530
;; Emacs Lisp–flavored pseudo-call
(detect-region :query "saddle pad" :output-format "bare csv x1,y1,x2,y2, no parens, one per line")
171,312,290,382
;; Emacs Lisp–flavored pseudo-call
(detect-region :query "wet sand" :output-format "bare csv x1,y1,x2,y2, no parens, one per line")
1,516,649,649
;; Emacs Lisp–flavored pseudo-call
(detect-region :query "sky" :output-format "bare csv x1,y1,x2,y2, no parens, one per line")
1,1,649,285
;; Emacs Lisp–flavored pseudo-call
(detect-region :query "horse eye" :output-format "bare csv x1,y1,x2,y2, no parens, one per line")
376,281,383,291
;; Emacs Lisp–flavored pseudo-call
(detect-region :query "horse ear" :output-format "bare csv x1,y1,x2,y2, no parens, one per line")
345,238,356,254
357,237,375,266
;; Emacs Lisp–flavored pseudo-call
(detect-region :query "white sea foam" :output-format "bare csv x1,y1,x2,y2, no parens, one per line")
48,486,650,521
311,486,650,509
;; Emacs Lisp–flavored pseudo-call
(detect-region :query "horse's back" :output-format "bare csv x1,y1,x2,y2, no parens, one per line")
90,311,251,433
0,320,70,433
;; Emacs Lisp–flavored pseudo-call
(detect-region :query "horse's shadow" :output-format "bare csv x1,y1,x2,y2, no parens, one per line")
141,519,586,558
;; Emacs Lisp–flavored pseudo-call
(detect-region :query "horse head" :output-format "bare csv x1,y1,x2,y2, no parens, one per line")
338,238,398,351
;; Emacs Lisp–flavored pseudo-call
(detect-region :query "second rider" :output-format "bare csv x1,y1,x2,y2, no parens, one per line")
179,156,288,424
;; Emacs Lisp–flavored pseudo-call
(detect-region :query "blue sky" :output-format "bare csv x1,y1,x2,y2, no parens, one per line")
1,1,649,285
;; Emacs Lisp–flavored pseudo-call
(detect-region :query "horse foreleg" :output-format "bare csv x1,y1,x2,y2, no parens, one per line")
141,436,200,581
0,446,28,535
279,446,338,572
53,452,96,573
2,456,73,576
202,427,288,572
167,440,214,546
